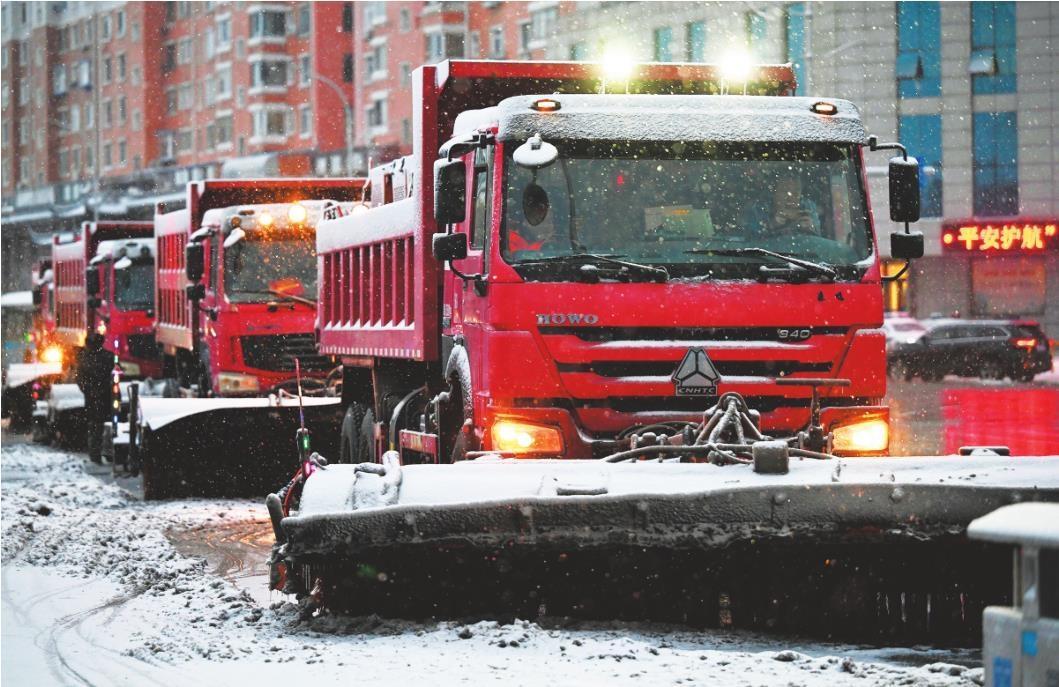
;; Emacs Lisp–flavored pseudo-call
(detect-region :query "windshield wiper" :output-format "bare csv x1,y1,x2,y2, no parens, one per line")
513,253,669,282
684,247,836,281
238,289,318,307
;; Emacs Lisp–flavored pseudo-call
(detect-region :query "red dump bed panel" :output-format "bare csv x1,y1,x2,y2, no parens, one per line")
154,208,193,351
51,230,89,348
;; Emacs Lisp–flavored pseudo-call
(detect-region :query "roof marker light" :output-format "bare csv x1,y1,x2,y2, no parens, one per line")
531,98,561,112
811,101,838,115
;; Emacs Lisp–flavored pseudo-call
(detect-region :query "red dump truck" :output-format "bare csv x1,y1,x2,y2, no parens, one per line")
51,221,155,369
154,178,365,396
315,59,923,464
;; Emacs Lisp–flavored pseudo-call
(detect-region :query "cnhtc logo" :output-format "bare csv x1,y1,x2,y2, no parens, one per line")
536,313,600,325
671,347,721,396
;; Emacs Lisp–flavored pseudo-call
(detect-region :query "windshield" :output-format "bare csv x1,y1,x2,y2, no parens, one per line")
224,231,316,303
501,141,872,281
113,262,154,310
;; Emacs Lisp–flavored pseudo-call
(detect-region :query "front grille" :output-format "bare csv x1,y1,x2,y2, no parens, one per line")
556,360,831,377
539,325,848,343
240,334,332,372
126,334,161,359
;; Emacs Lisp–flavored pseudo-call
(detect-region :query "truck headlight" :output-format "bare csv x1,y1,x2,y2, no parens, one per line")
216,372,260,395
491,419,564,454
40,345,63,365
832,418,889,455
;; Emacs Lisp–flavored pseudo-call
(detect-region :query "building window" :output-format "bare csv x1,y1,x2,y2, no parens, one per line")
177,129,193,153
84,103,93,128
653,27,672,62
342,3,353,32
898,115,943,217
402,118,411,145
52,64,67,95
490,26,505,58
785,4,806,94
163,44,176,72
117,54,126,81
166,88,177,114
116,10,126,37
686,21,706,62
178,83,193,110
103,142,112,167
896,1,941,98
468,31,480,58
569,42,588,60
103,100,113,127
250,9,286,39
215,114,232,145
343,53,353,83
399,8,411,32
519,21,532,54
970,2,1016,94
178,38,193,65
132,110,141,131
103,57,112,84
216,16,232,48
254,108,289,138
400,62,412,87
365,43,386,79
215,64,232,99
70,105,80,132
297,4,311,35
251,59,289,89
299,55,312,86
132,66,141,86
118,140,126,165
367,97,385,130
973,112,1018,217
118,95,127,124
101,15,112,41
299,104,312,137
530,6,558,44
426,33,444,62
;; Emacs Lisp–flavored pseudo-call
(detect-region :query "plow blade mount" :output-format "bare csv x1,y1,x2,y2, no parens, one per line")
137,397,342,499
278,455,1059,644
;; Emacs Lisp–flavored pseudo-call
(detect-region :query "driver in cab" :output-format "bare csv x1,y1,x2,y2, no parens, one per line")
741,171,821,236
508,182,566,257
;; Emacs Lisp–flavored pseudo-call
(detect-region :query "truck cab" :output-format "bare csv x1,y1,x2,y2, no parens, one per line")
317,60,921,463
155,179,366,397
88,238,162,379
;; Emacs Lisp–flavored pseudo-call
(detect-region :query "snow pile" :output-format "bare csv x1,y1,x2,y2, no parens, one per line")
2,441,989,686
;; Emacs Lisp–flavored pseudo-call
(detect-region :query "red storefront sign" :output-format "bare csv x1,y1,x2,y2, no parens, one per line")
941,219,1058,253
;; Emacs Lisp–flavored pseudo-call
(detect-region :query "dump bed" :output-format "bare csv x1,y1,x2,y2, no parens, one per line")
316,60,795,362
154,178,366,353
51,221,153,348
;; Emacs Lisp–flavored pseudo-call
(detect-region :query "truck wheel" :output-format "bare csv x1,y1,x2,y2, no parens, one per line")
339,403,366,463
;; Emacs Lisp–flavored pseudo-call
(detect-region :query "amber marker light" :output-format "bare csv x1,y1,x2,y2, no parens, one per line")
832,418,889,455
258,211,275,228
811,101,838,115
287,203,308,224
491,419,564,454
531,98,561,112
40,345,63,365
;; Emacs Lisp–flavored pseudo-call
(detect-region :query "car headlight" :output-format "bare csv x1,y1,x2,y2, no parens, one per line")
832,418,889,455
216,372,260,395
491,419,564,454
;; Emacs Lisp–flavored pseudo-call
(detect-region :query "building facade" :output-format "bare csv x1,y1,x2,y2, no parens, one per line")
4,1,1057,336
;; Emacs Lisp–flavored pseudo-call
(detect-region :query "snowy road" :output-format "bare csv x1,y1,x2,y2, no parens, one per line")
1,434,988,686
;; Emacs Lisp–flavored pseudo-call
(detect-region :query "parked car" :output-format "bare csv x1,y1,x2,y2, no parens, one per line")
882,312,927,350
889,319,1052,382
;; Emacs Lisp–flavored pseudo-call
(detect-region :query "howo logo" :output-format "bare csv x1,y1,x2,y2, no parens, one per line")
536,313,600,326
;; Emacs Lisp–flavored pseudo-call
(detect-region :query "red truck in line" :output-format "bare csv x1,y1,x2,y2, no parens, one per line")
51,221,157,376
154,178,365,396
315,60,922,464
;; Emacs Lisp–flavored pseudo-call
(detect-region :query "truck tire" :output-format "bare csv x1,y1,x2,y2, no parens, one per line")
339,403,366,463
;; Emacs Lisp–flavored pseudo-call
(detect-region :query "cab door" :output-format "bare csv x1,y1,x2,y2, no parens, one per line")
446,143,494,335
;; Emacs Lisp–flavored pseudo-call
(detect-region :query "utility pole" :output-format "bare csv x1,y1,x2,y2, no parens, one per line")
312,72,355,177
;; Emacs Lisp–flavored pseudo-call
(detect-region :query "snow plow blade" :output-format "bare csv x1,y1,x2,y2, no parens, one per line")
136,396,342,499
275,455,1059,644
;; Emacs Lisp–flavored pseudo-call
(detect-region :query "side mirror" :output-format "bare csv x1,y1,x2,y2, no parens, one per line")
434,158,467,226
432,232,468,262
86,269,100,295
890,230,924,259
185,242,205,283
888,156,920,223
185,283,206,301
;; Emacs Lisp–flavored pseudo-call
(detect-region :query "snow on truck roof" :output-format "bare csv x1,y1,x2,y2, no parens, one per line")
456,94,866,145
91,238,155,265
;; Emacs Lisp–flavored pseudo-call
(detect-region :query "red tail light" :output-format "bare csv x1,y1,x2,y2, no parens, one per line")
1013,338,1036,349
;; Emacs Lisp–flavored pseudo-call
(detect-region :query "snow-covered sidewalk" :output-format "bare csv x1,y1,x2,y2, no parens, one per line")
2,439,986,686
